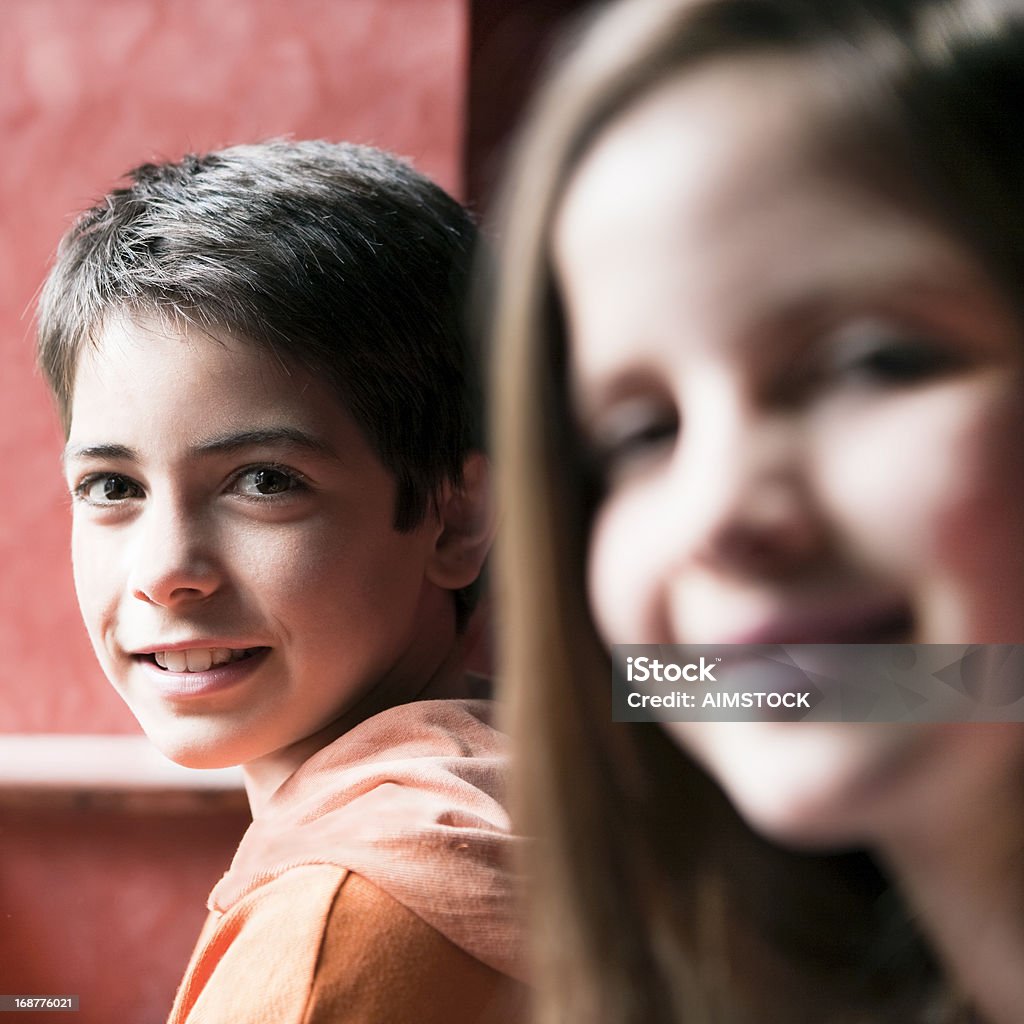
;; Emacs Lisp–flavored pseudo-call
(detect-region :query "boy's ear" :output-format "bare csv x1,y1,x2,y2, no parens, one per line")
426,452,495,591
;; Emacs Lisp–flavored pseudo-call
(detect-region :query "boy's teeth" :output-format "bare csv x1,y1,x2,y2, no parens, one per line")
153,648,249,672
163,650,187,673
186,649,213,672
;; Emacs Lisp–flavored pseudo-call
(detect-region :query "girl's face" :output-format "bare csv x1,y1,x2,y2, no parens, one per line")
555,58,1024,846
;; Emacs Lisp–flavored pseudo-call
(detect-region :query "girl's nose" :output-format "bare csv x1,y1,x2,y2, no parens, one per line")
672,412,826,579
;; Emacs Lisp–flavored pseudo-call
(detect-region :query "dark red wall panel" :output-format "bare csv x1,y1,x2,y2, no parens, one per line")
0,804,251,1024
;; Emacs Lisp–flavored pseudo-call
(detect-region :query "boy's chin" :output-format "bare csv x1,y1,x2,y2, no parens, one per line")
137,719,252,772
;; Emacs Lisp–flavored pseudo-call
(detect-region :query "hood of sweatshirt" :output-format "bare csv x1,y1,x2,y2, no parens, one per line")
208,689,525,982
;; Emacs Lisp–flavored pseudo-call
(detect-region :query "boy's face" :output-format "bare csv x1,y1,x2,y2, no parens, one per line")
64,315,456,775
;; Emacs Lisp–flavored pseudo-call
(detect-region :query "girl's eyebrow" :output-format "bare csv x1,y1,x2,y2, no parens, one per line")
62,427,339,466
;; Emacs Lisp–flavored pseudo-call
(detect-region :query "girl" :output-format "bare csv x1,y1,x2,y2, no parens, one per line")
491,1,1024,1021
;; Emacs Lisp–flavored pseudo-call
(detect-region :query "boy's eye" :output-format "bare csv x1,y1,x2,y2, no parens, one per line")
231,466,305,498
75,473,144,504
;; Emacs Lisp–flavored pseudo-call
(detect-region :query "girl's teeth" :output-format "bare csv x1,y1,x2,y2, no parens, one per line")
152,648,253,672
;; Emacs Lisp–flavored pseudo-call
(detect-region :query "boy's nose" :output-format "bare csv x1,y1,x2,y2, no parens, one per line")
127,506,221,608
671,412,825,579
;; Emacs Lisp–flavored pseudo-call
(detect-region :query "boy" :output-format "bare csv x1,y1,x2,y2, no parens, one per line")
37,141,524,1022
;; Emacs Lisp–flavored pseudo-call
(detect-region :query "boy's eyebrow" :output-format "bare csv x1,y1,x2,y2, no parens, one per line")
192,428,339,459
63,428,339,465
62,443,135,465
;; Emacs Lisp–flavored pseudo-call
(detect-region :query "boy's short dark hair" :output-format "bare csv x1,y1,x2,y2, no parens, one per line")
37,139,481,537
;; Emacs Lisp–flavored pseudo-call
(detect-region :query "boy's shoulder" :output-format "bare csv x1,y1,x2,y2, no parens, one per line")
173,865,527,1023
209,692,522,980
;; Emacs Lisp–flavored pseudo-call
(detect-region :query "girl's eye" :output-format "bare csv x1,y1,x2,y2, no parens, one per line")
231,466,305,499
587,399,679,483
843,343,954,383
824,326,961,388
75,473,143,505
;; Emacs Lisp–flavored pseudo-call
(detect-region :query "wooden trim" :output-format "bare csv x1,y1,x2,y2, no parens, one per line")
0,734,248,813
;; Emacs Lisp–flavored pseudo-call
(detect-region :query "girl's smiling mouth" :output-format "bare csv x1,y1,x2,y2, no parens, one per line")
715,600,915,646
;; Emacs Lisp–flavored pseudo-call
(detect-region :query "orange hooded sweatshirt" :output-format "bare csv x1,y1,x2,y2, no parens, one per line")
167,692,526,1024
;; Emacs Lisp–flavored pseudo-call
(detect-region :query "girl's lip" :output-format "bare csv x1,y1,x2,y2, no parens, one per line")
134,647,271,699
713,602,914,645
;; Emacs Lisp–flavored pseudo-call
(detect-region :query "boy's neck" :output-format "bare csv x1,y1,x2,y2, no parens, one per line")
242,606,468,814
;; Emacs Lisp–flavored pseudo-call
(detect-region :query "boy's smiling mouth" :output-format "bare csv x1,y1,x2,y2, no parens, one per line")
129,643,270,674
148,647,267,673
127,644,274,700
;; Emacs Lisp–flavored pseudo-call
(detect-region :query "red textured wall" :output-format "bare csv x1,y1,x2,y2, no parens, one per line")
2,3,467,1021
1,0,466,735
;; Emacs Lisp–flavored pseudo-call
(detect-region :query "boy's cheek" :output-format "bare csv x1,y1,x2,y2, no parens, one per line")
70,528,117,648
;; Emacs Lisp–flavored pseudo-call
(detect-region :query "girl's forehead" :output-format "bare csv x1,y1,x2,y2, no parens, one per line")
553,59,836,333
557,54,841,246
554,54,1019,389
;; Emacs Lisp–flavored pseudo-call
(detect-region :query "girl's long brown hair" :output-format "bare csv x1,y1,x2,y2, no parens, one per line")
491,1,1024,1020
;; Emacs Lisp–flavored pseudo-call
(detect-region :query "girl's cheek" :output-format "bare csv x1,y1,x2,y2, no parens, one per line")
587,489,668,647
928,383,1024,632
587,513,625,648
815,376,1024,586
